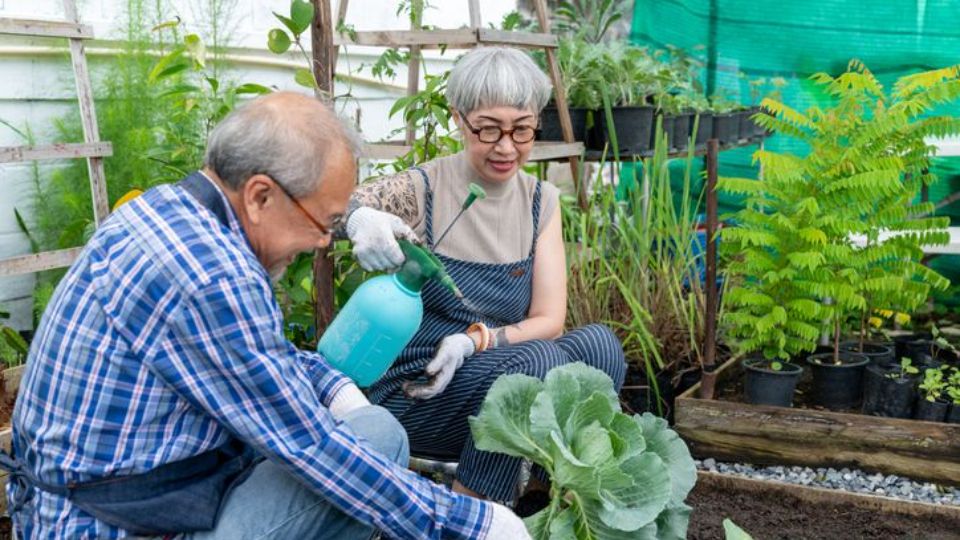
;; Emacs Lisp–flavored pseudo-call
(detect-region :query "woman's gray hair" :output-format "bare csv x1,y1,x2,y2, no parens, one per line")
204,92,362,197
446,46,552,115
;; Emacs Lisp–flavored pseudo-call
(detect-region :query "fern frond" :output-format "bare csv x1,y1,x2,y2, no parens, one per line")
761,98,814,130
893,64,960,99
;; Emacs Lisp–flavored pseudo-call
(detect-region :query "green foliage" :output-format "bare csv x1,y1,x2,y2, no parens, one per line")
469,362,696,539
0,311,27,368
720,61,960,361
946,367,960,405
267,0,320,90
564,128,707,410
888,357,920,380
723,519,755,540
382,72,460,171
919,366,948,402
553,0,628,44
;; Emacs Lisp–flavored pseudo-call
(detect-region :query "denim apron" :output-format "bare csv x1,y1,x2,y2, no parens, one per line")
368,167,542,401
0,172,261,536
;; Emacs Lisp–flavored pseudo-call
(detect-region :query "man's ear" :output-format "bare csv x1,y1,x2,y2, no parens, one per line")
450,108,462,129
242,174,276,225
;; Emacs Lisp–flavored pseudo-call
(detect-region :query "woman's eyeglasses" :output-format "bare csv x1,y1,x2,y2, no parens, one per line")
459,112,537,144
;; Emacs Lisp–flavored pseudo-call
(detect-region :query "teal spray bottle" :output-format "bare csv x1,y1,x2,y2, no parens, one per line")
317,183,486,387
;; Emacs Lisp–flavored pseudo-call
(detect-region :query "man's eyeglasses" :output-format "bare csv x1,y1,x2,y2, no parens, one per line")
269,177,335,237
459,112,538,144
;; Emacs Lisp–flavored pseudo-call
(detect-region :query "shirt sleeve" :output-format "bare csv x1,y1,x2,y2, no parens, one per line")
151,275,490,540
297,349,351,406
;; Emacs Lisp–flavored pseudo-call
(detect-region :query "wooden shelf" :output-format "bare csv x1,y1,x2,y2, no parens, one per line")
0,247,83,277
335,28,557,49
0,142,112,164
361,140,583,161
0,17,93,39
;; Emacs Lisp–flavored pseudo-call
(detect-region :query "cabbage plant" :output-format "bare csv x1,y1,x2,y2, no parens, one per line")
469,363,696,539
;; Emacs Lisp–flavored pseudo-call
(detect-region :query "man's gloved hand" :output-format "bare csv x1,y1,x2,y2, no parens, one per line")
328,382,370,420
345,207,419,271
487,502,532,540
403,333,475,400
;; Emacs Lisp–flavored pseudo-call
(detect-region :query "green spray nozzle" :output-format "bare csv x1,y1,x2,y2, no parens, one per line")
435,182,486,249
396,239,462,299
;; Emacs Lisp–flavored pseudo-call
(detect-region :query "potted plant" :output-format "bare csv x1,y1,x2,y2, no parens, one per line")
946,367,960,424
709,93,740,145
862,358,919,418
915,366,950,422
538,38,603,144
593,41,659,156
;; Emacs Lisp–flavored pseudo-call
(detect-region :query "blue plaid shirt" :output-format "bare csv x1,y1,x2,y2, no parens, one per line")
9,175,490,539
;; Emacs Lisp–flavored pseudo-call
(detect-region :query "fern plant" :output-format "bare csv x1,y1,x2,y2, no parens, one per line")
720,60,960,365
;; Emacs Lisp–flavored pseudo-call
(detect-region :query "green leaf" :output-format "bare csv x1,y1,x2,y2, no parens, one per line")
656,502,692,540
183,34,206,68
273,12,299,36
294,68,318,89
267,28,292,54
597,453,671,531
572,421,614,466
236,83,273,95
148,45,186,82
468,374,548,461
723,518,755,540
635,413,697,503
290,0,314,34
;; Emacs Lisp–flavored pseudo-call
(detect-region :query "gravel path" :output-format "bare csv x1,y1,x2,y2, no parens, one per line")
695,458,960,506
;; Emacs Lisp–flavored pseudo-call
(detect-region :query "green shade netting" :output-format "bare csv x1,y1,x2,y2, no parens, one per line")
623,0,960,280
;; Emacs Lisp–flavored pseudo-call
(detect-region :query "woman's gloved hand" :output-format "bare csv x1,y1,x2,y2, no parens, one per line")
345,207,419,271
403,333,476,400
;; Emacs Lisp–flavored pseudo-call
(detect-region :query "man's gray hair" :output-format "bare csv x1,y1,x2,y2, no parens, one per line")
446,46,552,115
204,92,362,197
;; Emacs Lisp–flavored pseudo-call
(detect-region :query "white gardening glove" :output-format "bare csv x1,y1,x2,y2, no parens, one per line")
327,382,370,420
345,207,419,271
403,333,475,400
487,502,532,540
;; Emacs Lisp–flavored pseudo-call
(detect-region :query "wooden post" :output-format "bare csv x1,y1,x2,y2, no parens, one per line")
532,0,586,210
405,0,424,146
700,138,719,399
63,0,109,224
312,0,336,333
330,0,350,73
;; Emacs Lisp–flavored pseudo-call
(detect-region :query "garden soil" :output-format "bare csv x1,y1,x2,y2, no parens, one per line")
687,478,960,539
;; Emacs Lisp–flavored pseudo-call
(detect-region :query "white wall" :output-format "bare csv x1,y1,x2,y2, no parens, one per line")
0,0,518,329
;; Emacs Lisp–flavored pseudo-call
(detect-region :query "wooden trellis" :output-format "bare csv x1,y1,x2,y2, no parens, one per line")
0,0,113,278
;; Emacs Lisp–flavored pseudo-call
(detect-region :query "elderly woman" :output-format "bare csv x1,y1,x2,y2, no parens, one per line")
343,46,626,503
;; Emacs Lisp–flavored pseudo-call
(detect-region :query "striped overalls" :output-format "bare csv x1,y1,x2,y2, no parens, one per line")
369,168,626,502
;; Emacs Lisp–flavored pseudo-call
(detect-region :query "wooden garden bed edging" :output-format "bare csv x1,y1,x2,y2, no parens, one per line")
675,356,960,486
695,470,960,521
0,364,25,515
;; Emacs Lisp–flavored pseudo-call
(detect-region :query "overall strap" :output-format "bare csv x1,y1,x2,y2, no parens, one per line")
411,167,433,248
180,172,230,228
529,181,544,257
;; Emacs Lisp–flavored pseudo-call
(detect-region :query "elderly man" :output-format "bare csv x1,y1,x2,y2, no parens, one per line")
2,92,528,539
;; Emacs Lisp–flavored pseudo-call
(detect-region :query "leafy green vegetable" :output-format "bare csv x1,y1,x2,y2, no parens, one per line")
469,362,696,539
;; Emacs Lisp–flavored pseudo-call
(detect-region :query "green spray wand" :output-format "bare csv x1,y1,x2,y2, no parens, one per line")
433,182,487,249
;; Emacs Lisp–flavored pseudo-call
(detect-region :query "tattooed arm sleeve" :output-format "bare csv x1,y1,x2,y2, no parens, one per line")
337,171,421,238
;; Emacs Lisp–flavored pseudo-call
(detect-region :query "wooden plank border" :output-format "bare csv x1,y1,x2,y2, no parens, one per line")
0,17,93,39
674,357,960,486
0,247,83,277
335,28,558,49
0,142,112,164
696,471,960,521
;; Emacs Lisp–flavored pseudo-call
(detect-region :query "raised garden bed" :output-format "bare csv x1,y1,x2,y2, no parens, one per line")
689,471,960,539
0,364,25,516
674,356,960,485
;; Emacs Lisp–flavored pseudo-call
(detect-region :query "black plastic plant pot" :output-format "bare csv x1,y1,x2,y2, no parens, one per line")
861,364,917,418
743,358,802,407
914,397,949,422
712,113,739,145
539,106,590,142
805,352,869,410
650,113,676,152
948,404,960,424
671,112,693,153
903,339,947,367
594,105,654,155
692,113,714,148
840,340,895,368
